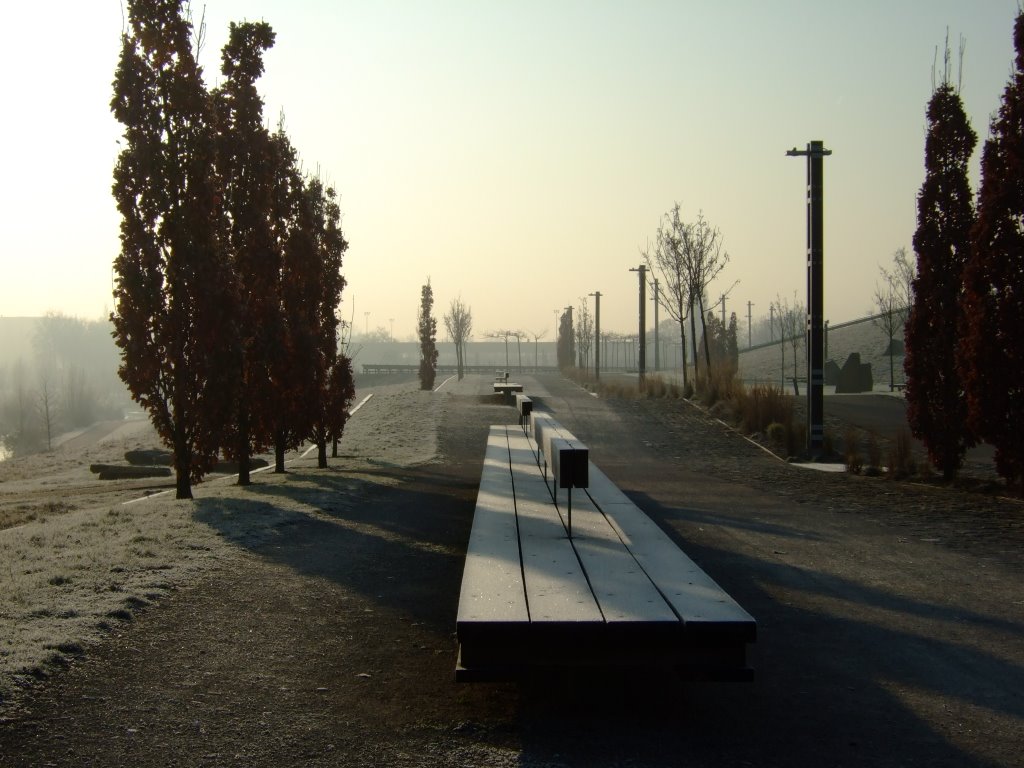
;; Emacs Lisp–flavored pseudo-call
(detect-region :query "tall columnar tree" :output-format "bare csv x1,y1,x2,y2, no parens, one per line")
306,179,349,468
266,122,306,473
556,308,575,369
905,63,977,481
726,311,739,374
418,280,438,390
323,354,356,460
960,11,1024,490
111,0,238,499
213,20,279,485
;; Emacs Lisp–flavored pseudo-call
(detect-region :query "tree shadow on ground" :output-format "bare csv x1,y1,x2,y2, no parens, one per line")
509,488,1022,768
193,462,478,639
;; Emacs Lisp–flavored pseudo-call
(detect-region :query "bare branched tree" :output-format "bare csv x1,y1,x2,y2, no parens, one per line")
512,330,526,372
575,298,594,370
872,247,915,391
486,329,518,371
643,203,733,384
443,297,473,380
642,206,689,385
773,293,805,393
528,329,547,371
35,374,58,452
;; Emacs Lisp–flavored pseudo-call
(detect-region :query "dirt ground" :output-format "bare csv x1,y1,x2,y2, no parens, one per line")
1,372,1022,767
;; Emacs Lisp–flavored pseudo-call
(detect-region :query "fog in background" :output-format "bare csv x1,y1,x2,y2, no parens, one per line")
2,1,1022,343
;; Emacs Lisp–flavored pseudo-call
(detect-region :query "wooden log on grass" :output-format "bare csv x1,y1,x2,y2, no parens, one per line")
90,464,172,480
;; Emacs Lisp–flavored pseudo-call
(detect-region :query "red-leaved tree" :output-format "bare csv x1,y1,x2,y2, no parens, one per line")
111,0,238,499
213,21,280,485
305,179,349,468
905,61,977,480
959,10,1024,490
266,123,306,473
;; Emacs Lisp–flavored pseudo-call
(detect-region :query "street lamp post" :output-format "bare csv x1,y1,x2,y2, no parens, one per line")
652,277,659,372
589,291,601,381
787,140,832,456
629,265,647,388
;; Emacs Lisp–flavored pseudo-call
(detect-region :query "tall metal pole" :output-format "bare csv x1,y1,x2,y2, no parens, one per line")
787,140,832,456
566,306,573,369
589,292,602,381
747,301,754,348
652,278,660,372
629,265,647,388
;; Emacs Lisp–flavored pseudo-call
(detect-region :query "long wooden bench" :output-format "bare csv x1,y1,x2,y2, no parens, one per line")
456,419,756,682
492,381,524,401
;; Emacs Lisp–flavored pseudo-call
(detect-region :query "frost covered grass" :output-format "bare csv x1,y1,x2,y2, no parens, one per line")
0,375,452,712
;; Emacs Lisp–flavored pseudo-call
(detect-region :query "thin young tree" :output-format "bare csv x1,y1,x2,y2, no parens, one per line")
643,204,689,386
575,298,593,370
213,20,278,485
443,297,473,380
960,10,1024,490
486,330,516,371
683,211,732,378
528,329,547,371
111,0,239,499
905,41,977,480
872,247,915,392
773,294,804,392
418,279,438,390
35,375,58,452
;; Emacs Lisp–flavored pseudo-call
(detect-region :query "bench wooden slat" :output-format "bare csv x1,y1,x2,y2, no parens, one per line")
585,466,756,639
506,430,604,624
557,491,679,624
456,427,529,626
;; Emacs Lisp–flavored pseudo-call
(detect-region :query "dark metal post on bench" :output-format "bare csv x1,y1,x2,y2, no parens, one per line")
515,393,533,428
549,437,589,538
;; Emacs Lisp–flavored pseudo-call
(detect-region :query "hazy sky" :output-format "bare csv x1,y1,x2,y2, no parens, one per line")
1,1,1020,341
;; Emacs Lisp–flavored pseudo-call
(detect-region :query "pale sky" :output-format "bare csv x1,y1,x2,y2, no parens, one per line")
1,1,1019,341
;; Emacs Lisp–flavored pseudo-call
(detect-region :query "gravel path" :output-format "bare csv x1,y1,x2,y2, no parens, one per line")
1,372,1022,767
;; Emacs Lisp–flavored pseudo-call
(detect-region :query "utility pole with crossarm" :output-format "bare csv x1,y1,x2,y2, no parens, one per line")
787,140,832,456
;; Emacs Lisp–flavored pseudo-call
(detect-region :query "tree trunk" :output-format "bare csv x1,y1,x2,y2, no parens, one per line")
175,470,193,500
317,439,327,469
237,407,251,486
173,433,192,500
679,336,688,388
698,294,711,374
781,337,785,389
690,310,699,380
274,431,287,473
332,437,338,458
889,341,895,392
